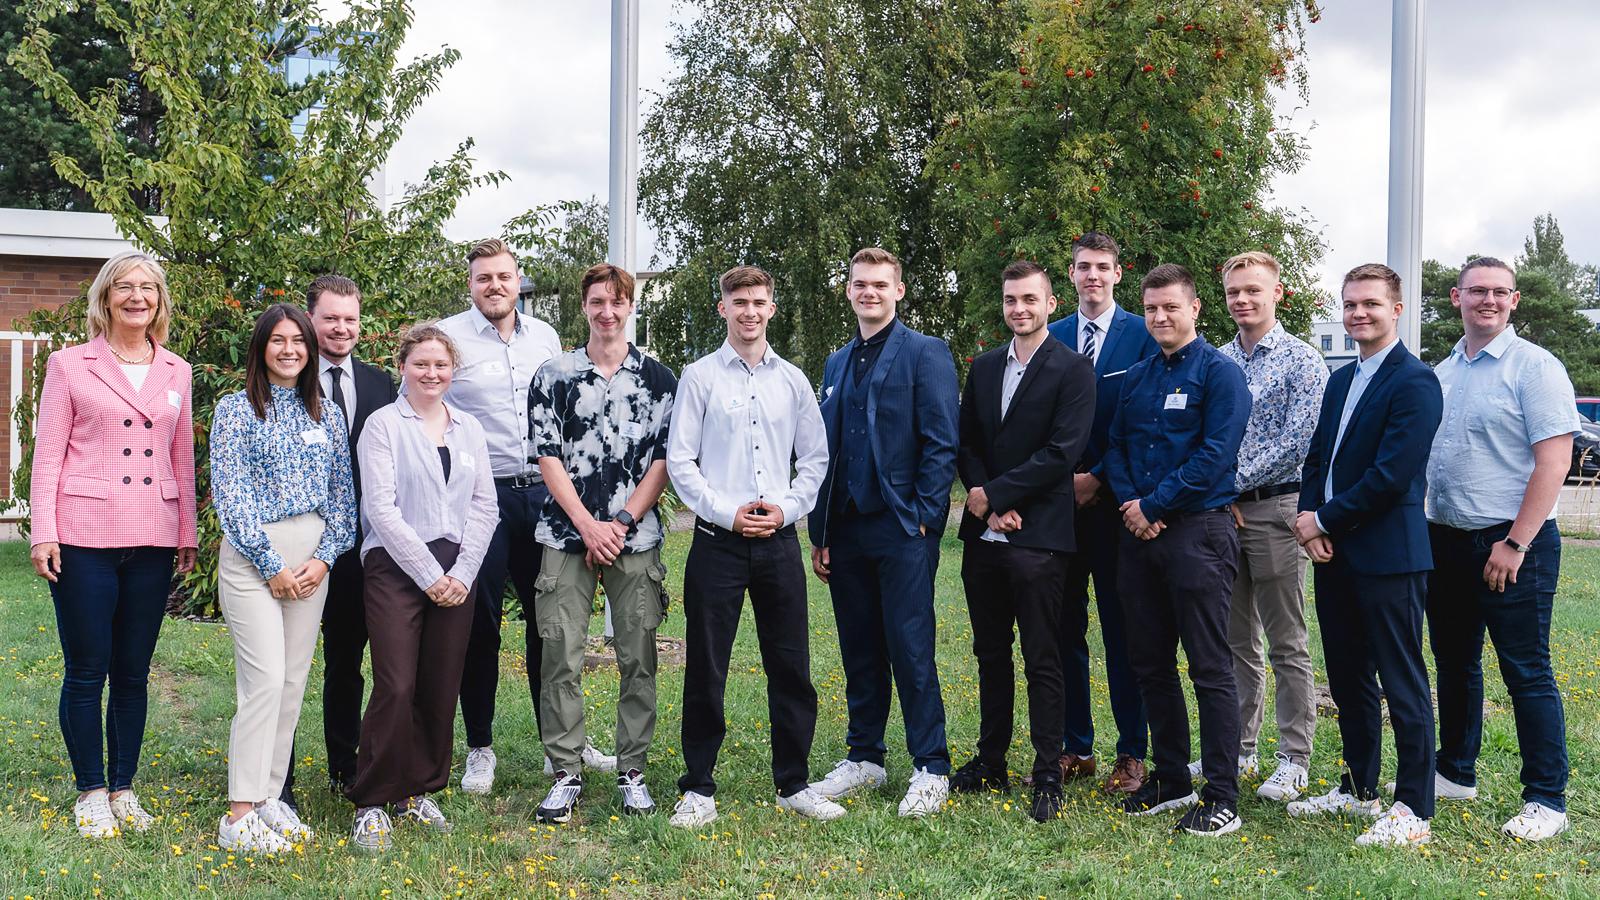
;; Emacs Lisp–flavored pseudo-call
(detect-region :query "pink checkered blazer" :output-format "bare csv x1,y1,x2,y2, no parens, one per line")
29,335,198,549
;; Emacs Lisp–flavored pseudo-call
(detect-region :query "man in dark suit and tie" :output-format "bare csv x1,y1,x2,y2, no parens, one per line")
952,260,1096,823
807,247,961,819
1288,263,1443,848
1045,232,1159,794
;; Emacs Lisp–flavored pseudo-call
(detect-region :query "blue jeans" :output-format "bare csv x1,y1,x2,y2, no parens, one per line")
1427,519,1566,811
49,545,174,792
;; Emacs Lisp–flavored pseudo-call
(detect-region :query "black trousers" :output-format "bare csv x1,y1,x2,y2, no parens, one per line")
461,480,547,749
279,545,366,807
1316,561,1435,818
677,522,817,798
960,539,1069,784
1118,510,1241,805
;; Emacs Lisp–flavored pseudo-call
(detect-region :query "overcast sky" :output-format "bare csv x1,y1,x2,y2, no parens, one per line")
386,1,1600,316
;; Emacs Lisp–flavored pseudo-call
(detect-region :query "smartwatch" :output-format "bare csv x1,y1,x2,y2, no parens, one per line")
614,509,637,530
1503,535,1530,554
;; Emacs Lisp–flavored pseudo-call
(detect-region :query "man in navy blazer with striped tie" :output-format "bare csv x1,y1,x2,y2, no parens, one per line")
1045,232,1159,795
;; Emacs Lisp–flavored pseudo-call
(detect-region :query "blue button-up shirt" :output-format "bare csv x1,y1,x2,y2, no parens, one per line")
1426,325,1580,530
1104,336,1252,522
1220,323,1328,493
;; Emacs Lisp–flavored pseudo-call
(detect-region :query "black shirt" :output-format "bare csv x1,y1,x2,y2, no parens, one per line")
851,316,901,385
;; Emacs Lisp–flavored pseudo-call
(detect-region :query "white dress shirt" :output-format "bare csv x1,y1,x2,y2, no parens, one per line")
319,355,356,430
667,340,828,531
982,339,1032,543
1077,305,1117,363
437,305,562,479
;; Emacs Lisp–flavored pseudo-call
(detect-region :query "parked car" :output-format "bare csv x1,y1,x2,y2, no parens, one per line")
1576,397,1600,423
1572,420,1600,479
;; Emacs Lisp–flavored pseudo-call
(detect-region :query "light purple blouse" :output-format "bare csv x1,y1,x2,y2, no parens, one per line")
357,395,500,591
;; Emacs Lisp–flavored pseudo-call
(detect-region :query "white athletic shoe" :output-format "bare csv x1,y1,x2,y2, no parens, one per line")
399,794,452,833
582,740,619,773
74,791,118,839
777,787,847,821
1383,771,1477,801
898,767,949,818
350,806,392,853
536,772,583,825
1286,786,1383,819
809,759,888,800
1501,802,1569,841
461,746,496,794
1256,753,1309,802
668,791,718,829
108,791,154,832
1185,753,1258,780
217,810,294,854
1355,802,1432,847
618,769,655,815
256,798,314,842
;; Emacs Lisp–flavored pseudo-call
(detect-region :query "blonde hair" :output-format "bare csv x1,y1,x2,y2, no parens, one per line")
1221,250,1281,282
850,247,903,281
467,237,517,269
394,321,461,370
86,251,173,345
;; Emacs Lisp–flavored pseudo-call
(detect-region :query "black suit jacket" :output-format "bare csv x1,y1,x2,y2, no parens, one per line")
957,336,1097,553
346,356,399,498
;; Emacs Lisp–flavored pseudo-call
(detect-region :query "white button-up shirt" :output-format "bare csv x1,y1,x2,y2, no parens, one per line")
982,339,1033,543
1077,306,1116,364
437,305,562,479
666,340,828,530
1317,336,1399,532
319,355,356,431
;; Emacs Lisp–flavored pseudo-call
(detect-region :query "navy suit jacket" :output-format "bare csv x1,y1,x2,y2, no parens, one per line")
809,321,961,545
1297,341,1443,576
1047,305,1160,475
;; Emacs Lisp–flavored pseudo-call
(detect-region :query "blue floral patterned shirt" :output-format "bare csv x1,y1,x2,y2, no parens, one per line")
210,385,357,578
1219,323,1329,493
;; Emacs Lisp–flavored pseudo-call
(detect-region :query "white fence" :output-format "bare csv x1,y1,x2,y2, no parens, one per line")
2,330,48,517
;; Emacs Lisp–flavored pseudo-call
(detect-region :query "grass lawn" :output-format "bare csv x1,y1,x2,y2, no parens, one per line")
1,532,1598,899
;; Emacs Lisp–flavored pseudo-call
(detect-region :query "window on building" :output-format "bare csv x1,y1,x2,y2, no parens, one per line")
1344,335,1355,351
1321,334,1332,351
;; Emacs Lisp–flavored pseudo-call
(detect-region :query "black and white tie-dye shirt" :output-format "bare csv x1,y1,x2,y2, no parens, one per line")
529,344,677,553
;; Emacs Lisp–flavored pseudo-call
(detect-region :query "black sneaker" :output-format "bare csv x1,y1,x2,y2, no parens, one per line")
1121,778,1199,816
1029,782,1064,823
536,772,582,824
1175,799,1241,836
949,759,1010,794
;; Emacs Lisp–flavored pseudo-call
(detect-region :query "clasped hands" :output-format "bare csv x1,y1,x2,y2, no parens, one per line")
732,501,785,539
966,486,1021,534
1118,499,1164,541
266,558,331,600
1293,511,1334,563
424,574,469,607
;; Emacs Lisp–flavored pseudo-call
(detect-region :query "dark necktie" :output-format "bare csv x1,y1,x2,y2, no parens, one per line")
1082,321,1099,363
328,367,348,430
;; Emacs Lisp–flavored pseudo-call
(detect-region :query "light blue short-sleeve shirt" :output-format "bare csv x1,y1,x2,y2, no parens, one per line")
1426,325,1581,530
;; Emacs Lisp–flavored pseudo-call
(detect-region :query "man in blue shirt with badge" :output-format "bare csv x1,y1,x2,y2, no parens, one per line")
1424,257,1578,842
1103,264,1250,836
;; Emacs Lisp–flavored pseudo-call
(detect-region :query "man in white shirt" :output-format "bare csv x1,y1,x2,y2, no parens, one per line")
436,238,612,795
663,265,842,828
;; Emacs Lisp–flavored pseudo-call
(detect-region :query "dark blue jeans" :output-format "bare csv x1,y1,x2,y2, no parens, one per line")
1062,502,1149,760
49,545,174,792
1427,519,1566,812
461,479,546,749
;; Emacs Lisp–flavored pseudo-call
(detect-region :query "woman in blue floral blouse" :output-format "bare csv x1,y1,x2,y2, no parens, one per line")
209,303,356,853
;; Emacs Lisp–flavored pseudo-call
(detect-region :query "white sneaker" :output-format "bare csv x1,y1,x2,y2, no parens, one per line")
809,759,888,800
1185,753,1258,780
351,806,392,853
74,791,118,839
256,798,314,842
1355,801,1432,847
1256,753,1309,802
461,746,496,794
777,787,847,821
1383,771,1477,801
108,791,154,832
618,769,655,815
399,795,452,833
668,791,718,829
1501,801,1569,841
898,767,949,818
1286,786,1383,819
217,810,294,854
536,772,583,825
582,740,618,773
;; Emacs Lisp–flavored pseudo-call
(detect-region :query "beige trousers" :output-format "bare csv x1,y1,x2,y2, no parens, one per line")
219,512,330,802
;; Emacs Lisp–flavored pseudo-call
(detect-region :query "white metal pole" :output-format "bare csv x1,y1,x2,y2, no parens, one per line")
609,0,640,345
1387,0,1426,350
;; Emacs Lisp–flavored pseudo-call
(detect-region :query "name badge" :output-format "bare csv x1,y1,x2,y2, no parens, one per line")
167,389,182,410
301,429,328,445
1248,382,1263,399
1164,392,1189,410
459,452,477,470
723,395,745,413
482,361,507,376
620,421,645,440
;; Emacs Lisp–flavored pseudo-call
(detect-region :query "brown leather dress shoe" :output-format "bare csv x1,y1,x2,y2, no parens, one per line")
1102,753,1146,794
1058,753,1097,781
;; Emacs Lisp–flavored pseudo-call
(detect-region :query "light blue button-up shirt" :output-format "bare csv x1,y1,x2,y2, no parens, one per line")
1426,325,1580,530
1316,337,1400,533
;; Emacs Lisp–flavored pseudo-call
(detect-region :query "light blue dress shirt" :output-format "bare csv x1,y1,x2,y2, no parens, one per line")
1426,325,1580,530
1317,337,1400,533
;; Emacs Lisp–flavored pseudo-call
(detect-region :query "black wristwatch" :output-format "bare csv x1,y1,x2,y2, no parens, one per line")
614,509,637,530
1504,535,1530,554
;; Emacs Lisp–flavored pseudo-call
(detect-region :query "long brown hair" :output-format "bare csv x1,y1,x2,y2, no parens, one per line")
244,303,324,422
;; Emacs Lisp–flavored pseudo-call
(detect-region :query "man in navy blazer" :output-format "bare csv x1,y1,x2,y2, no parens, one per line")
808,247,961,818
1288,263,1443,848
1045,232,1159,794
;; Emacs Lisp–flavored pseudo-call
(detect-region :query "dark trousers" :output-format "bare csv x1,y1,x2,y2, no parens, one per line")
1314,561,1435,819
1427,519,1566,811
960,539,1070,783
320,548,368,782
1118,511,1241,805
1062,502,1148,759
826,509,950,774
678,522,817,798
460,480,546,749
347,542,473,808
49,545,174,793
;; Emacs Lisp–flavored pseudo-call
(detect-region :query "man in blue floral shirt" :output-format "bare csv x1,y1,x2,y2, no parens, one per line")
1215,251,1327,805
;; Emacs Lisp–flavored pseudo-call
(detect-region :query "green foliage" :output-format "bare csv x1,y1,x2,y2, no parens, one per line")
505,198,610,349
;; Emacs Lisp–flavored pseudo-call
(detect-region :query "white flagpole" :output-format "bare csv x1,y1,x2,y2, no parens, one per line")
1387,0,1426,350
609,0,640,346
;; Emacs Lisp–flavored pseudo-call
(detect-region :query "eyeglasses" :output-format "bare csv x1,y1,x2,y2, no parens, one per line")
111,282,161,297
1463,286,1513,301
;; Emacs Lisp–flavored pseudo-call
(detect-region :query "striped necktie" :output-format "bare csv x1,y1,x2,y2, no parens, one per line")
1082,320,1099,364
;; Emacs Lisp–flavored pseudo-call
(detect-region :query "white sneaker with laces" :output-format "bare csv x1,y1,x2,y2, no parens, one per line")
536,772,583,824
1501,801,1569,841
351,806,392,853
1383,771,1477,800
582,740,619,773
898,767,949,818
1256,753,1309,802
1355,801,1432,847
108,791,154,832
256,798,314,842
1185,753,1258,780
217,810,294,854
618,769,655,815
461,746,496,794
399,795,452,832
74,791,118,839
809,759,888,800
1286,786,1383,818
668,791,718,829
777,787,846,821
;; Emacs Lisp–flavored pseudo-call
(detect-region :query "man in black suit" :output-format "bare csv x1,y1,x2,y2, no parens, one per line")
952,260,1096,822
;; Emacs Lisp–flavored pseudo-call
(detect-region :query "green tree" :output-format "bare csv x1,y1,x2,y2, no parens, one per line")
504,198,609,349
928,0,1327,356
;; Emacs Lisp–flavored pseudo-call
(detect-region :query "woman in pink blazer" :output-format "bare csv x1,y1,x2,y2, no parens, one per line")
29,251,198,840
